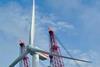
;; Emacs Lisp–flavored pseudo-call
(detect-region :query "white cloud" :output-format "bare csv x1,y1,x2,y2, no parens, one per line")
0,0,100,67
0,2,31,42
34,8,76,51
35,3,100,66
63,49,100,67
35,0,100,67
0,2,32,67
36,10,75,32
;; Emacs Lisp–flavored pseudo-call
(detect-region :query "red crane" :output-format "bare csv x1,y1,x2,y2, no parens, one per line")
48,28,64,67
19,40,29,67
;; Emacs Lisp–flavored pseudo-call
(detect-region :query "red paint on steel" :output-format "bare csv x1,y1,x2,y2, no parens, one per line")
49,28,64,67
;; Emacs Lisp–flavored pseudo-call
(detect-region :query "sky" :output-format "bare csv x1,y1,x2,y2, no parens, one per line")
0,0,100,67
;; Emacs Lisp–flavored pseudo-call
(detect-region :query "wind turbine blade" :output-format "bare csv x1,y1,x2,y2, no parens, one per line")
29,0,35,45
30,1,40,67
28,46,91,63
9,51,29,67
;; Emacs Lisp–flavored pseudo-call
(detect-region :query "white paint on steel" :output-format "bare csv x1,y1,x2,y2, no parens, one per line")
30,0,39,67
30,0,35,46
19,46,24,67
32,53,39,67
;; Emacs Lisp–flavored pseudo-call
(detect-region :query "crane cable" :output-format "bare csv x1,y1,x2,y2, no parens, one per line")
55,35,81,67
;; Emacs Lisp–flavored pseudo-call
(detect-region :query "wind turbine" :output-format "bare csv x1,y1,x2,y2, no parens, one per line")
9,0,91,67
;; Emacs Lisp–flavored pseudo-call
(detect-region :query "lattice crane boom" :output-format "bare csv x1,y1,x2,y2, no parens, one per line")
48,28,64,67
19,41,29,67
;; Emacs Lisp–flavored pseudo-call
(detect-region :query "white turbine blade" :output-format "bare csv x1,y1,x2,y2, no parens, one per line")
27,46,91,63
30,0,40,67
29,0,35,46
9,51,29,67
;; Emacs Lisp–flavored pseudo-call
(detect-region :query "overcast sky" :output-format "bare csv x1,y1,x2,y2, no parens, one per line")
0,0,100,67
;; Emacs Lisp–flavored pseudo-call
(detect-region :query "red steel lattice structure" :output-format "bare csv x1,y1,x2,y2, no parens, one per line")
19,41,29,67
49,28,64,67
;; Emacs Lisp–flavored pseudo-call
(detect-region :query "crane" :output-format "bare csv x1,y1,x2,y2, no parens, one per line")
19,40,29,67
9,0,91,67
49,28,64,67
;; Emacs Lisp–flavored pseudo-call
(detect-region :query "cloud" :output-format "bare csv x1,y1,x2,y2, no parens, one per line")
0,1,32,67
45,0,100,56
35,1,100,66
0,0,100,67
63,49,100,67
0,1,31,42
37,0,100,67
36,9,75,32
34,8,76,51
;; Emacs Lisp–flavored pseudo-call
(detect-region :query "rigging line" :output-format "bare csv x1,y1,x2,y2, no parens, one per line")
55,35,81,67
